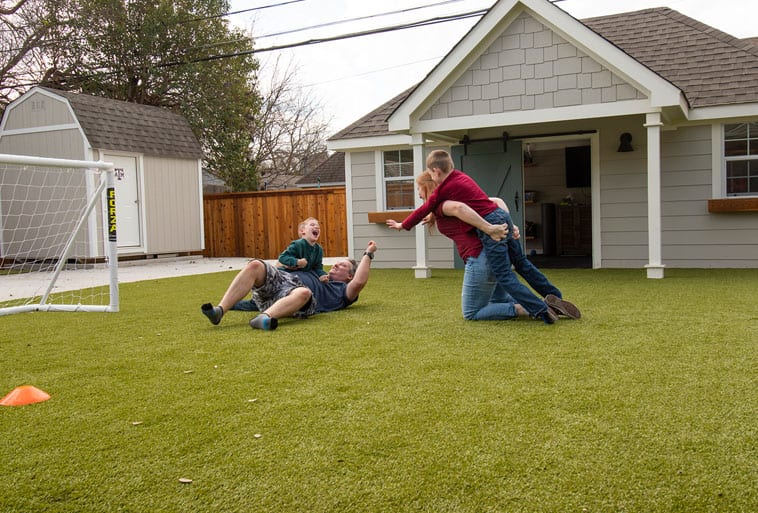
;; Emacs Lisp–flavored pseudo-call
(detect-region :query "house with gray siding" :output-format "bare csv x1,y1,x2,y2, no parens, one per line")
327,0,758,278
0,87,205,258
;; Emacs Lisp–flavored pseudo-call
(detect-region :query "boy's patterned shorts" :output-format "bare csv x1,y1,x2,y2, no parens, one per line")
251,260,317,318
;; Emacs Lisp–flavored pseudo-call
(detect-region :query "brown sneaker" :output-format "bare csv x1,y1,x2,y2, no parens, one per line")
545,294,581,319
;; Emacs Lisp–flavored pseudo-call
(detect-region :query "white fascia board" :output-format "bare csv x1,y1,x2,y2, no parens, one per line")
422,132,460,144
390,0,685,133
389,0,521,132
327,133,412,152
0,123,80,136
687,103,758,122
414,99,655,134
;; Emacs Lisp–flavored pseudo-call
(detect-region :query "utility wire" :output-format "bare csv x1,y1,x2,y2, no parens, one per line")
158,9,488,68
4,8,487,88
141,1,479,55
256,0,473,39
1,1,479,58
177,0,306,24
5,0,570,86
302,55,444,87
145,1,483,65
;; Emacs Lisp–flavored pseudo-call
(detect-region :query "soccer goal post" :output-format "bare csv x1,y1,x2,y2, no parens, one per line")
0,154,119,316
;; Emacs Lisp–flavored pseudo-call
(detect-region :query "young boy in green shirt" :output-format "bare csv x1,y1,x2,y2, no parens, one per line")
277,217,328,282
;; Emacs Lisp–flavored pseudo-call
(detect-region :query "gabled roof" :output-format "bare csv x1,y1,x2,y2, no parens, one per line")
330,4,758,141
40,87,203,159
583,8,758,108
295,152,345,187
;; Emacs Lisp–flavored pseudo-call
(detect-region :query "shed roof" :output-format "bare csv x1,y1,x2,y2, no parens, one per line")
41,87,203,159
330,6,758,141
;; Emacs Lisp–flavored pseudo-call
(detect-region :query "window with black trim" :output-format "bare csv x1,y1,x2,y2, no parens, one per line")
724,123,758,196
383,149,414,209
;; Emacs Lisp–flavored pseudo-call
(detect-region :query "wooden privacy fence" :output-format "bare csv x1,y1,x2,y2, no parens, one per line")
203,187,348,259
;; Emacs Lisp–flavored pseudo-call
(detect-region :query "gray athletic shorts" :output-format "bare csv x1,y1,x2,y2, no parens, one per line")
250,260,317,318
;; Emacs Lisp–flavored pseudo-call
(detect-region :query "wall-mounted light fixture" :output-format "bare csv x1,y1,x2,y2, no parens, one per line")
618,132,633,152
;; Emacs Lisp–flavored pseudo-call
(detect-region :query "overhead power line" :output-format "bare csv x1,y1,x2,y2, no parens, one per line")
177,0,307,24
255,0,474,39
5,7,489,88
158,9,488,68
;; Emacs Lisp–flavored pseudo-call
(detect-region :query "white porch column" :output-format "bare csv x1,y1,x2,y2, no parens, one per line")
644,112,665,279
411,135,431,278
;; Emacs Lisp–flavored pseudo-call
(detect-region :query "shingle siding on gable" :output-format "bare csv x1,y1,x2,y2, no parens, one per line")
419,13,645,121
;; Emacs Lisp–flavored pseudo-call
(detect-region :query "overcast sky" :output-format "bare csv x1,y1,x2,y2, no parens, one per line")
228,0,758,135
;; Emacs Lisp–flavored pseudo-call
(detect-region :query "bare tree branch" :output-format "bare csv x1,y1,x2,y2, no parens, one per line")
249,55,332,189
0,0,30,16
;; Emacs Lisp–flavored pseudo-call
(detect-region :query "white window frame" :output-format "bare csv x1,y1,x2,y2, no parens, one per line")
378,148,415,210
722,122,758,197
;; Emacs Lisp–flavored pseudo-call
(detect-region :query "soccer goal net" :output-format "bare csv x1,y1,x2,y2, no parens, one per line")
0,154,118,316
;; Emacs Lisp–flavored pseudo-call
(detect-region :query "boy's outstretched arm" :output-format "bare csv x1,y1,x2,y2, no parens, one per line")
440,201,508,241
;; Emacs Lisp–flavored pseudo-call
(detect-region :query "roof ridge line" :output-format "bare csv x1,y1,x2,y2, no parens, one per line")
656,7,758,59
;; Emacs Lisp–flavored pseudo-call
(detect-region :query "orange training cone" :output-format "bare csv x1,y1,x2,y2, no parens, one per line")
0,385,51,406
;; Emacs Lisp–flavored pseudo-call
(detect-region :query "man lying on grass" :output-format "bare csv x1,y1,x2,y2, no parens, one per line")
201,241,377,331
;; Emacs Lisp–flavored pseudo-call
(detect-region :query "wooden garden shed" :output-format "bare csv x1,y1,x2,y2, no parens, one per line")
0,87,205,258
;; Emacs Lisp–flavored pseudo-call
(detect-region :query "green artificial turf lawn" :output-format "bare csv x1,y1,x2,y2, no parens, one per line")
1,268,756,513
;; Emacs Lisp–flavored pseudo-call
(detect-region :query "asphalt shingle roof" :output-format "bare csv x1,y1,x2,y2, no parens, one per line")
330,7,758,141
328,87,413,142
296,152,345,186
583,7,758,108
42,87,203,159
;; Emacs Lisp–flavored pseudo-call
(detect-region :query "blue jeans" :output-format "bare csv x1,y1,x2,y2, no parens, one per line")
462,252,519,320
478,208,560,317
508,241,562,300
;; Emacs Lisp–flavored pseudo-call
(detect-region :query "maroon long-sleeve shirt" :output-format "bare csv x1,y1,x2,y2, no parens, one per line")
401,170,498,230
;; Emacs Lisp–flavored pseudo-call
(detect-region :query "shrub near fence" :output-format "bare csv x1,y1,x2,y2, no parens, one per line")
203,187,347,259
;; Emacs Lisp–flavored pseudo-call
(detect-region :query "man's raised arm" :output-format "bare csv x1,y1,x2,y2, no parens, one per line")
345,240,377,302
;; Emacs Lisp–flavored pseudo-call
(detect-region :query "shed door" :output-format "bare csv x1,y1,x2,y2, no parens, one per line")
105,154,142,249
451,140,524,268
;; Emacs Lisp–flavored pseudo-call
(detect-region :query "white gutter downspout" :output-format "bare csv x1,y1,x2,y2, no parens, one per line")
644,112,665,279
411,134,431,278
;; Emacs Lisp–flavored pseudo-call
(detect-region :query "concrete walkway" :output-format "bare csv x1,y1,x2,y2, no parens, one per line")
0,256,345,301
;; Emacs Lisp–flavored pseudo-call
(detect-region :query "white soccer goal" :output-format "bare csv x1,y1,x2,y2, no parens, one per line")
0,154,119,315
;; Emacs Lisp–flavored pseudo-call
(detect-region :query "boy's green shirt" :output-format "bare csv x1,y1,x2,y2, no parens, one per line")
278,238,326,276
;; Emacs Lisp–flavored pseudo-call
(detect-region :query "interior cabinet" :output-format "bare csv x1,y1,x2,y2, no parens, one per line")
557,205,591,256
